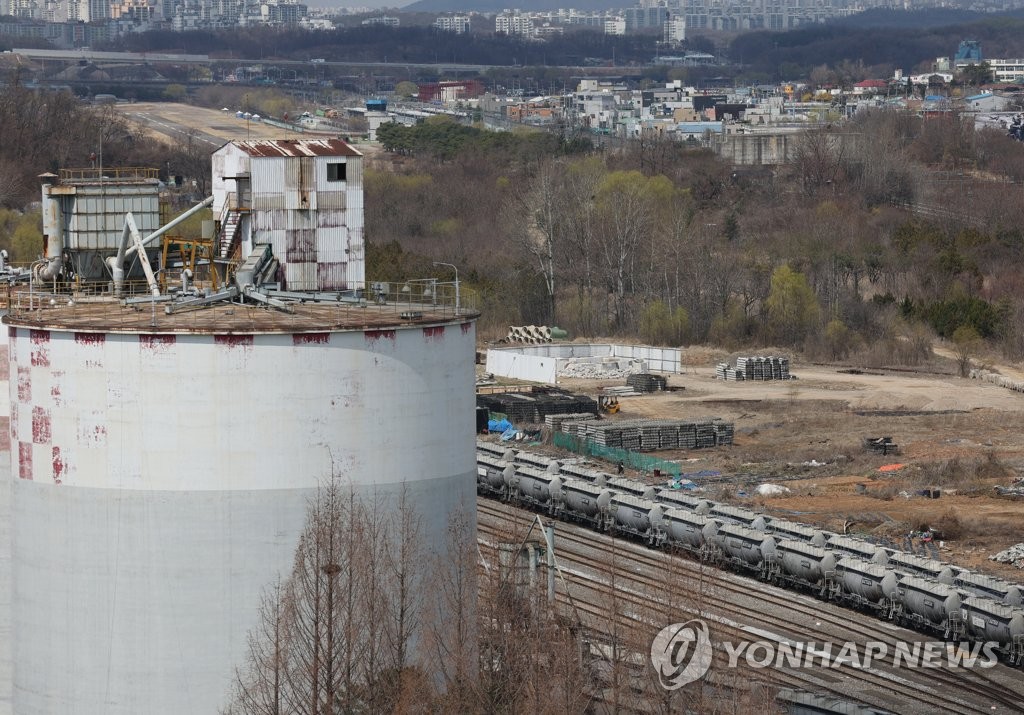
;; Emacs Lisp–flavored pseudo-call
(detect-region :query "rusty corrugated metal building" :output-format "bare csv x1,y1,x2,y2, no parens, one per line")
211,138,364,291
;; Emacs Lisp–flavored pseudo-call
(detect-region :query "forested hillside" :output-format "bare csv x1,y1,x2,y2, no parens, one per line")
366,114,1024,366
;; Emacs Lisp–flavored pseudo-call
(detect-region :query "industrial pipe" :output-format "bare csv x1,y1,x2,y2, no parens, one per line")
107,195,214,296
34,256,62,282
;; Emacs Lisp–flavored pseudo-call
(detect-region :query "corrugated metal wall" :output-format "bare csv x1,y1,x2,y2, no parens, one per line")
64,186,160,251
213,146,365,290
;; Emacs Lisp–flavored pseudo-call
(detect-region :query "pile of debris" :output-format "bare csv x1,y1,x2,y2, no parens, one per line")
626,373,668,392
970,368,1024,393
559,357,646,380
477,389,598,424
990,543,1024,569
716,356,791,381
863,436,899,455
556,417,734,452
995,477,1024,499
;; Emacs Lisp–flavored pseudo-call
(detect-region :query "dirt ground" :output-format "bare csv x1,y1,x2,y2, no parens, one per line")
493,349,1024,581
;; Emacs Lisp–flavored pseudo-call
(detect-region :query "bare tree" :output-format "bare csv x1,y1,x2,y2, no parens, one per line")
224,481,441,715
790,127,848,196
225,579,292,715
423,506,479,712
594,170,673,328
505,159,569,325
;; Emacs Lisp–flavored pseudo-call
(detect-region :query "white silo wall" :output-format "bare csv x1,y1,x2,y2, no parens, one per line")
6,319,477,714
0,322,11,715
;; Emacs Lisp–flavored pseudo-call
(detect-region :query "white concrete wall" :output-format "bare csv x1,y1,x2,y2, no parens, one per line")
486,343,682,383
486,348,557,384
612,344,681,373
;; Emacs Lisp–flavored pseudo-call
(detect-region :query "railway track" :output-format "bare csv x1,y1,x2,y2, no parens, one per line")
479,498,1024,714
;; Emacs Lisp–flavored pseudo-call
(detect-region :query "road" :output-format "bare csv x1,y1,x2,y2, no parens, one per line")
117,102,337,147
13,47,492,75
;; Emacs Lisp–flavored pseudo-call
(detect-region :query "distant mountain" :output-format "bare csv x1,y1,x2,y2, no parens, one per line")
401,0,622,12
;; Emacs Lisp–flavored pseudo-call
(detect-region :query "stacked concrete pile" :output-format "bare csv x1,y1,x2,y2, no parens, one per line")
559,357,647,379
544,412,597,430
970,369,1024,393
716,356,791,381
626,373,668,392
557,417,734,452
991,543,1024,569
477,390,599,424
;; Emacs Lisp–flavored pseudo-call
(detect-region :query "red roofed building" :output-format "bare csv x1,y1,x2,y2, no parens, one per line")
417,80,485,103
853,79,889,95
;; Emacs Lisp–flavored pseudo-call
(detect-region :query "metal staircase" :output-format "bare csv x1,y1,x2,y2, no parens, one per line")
219,208,243,259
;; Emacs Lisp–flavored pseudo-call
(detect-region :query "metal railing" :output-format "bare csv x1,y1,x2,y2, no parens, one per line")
3,275,477,326
59,167,160,182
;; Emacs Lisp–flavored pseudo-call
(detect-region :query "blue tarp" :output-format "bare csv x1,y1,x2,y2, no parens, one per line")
488,418,513,433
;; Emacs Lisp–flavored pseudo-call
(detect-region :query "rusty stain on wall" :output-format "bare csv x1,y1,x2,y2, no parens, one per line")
32,406,51,445
364,329,396,344
140,334,177,352
18,442,31,480
214,335,255,349
52,446,65,485
293,333,330,345
17,366,31,403
30,329,50,367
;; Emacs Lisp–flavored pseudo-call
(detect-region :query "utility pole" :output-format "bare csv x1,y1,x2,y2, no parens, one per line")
432,261,459,313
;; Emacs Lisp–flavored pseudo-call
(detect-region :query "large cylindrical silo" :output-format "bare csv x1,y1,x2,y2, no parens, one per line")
6,302,477,714
0,318,11,715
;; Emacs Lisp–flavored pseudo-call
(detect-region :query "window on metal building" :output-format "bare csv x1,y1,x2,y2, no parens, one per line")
327,163,346,182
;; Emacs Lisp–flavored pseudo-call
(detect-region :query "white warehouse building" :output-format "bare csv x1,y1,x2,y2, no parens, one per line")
211,138,365,291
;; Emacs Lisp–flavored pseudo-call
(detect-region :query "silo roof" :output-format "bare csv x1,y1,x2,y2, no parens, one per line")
231,139,362,158
3,299,474,334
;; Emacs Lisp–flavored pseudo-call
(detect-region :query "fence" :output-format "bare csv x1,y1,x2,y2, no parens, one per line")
3,276,476,327
553,432,682,477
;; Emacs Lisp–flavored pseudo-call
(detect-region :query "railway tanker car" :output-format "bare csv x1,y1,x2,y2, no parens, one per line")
661,508,719,556
831,557,900,612
715,523,777,573
559,478,613,529
768,519,829,548
827,535,889,565
955,572,1024,607
961,596,1024,663
888,551,957,585
897,576,962,636
608,494,664,544
512,466,563,510
773,539,836,593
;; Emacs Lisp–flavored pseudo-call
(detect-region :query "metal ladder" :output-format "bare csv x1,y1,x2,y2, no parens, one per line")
945,612,965,641
219,206,244,259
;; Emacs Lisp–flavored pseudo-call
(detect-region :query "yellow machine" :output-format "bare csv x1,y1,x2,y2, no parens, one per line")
598,395,620,414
